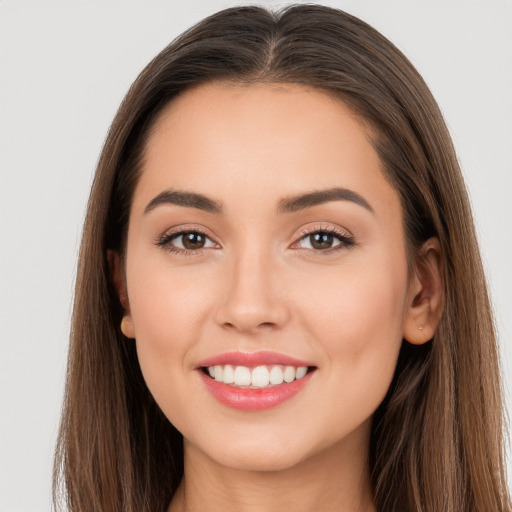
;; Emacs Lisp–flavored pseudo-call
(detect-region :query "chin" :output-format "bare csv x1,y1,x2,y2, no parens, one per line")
213,446,307,473
189,426,320,473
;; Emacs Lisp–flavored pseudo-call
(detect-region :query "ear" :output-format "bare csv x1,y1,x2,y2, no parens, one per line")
403,237,444,345
107,250,135,339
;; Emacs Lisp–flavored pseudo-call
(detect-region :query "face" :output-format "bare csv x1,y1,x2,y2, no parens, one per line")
120,82,419,472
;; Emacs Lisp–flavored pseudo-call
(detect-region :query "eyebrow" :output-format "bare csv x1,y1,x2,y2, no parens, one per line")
144,187,373,215
276,187,374,214
144,189,223,214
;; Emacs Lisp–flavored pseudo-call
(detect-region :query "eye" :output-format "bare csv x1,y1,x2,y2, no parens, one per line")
156,229,218,254
295,227,354,253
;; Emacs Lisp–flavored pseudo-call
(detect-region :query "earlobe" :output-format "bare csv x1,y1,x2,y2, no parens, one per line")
120,315,135,339
403,238,444,345
107,250,135,339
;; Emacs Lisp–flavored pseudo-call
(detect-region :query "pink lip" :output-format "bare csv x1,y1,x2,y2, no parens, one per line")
196,350,313,368
196,350,316,411
198,369,315,411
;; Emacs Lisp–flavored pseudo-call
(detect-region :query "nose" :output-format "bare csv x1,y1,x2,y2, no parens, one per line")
213,246,291,334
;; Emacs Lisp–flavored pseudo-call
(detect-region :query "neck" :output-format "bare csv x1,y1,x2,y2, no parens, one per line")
168,422,376,512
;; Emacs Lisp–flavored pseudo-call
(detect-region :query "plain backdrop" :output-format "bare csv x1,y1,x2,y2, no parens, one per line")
1,1,511,510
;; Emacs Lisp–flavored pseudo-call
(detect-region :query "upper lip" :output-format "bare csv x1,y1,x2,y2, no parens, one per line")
196,350,314,369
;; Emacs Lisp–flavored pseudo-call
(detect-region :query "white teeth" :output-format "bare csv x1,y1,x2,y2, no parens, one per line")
251,366,270,387
214,365,223,382
234,366,252,386
223,364,235,384
269,365,284,385
283,366,295,383
205,364,311,388
296,366,307,380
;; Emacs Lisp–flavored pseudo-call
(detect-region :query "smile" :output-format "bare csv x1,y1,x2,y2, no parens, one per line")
197,351,317,410
205,364,309,388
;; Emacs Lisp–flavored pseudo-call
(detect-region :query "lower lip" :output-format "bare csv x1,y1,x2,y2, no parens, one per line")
198,370,314,411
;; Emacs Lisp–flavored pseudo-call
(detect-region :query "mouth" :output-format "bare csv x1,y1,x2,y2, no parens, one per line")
201,364,315,389
196,351,317,411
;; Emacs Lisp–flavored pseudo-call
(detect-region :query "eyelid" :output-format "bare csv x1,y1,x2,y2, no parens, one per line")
157,224,219,241
155,224,220,255
291,224,355,253
296,224,353,239
155,223,355,256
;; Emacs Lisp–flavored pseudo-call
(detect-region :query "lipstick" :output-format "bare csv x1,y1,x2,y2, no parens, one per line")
196,351,316,411
197,350,312,369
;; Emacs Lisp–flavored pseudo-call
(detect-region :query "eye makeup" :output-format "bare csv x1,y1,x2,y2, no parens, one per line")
155,224,355,257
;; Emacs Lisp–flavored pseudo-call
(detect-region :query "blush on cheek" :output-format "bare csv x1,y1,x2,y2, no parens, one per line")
128,271,213,388
304,263,405,414
314,272,404,344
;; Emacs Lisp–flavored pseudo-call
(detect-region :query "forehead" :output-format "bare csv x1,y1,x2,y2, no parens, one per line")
149,82,370,164
133,81,400,224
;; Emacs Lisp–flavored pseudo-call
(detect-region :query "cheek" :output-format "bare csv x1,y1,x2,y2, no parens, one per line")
294,253,408,403
300,254,407,337
128,256,214,338
125,257,217,398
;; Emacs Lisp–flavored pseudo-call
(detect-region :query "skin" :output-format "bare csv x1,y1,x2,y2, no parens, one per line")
112,82,443,512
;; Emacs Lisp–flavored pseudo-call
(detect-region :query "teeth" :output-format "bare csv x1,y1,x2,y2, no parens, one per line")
214,365,223,382
296,366,307,379
283,366,295,383
205,364,309,388
269,365,284,385
251,366,270,387
234,366,251,386
223,364,235,384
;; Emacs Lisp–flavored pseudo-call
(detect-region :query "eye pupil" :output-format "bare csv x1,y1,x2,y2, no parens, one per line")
183,232,205,249
311,232,333,249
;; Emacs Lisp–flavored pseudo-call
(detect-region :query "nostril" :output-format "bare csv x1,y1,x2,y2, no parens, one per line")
220,320,278,333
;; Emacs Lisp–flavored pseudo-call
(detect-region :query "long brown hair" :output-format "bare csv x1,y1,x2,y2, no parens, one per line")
53,5,510,511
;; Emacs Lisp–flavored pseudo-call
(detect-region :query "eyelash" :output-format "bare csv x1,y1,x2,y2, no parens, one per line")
156,228,218,257
155,225,355,257
295,226,355,254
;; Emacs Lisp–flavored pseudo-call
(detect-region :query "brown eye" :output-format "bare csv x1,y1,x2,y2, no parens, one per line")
157,230,217,253
180,232,207,249
296,229,354,253
309,232,335,250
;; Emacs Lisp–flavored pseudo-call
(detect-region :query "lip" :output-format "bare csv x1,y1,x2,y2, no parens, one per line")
196,350,316,411
198,368,315,411
196,350,313,369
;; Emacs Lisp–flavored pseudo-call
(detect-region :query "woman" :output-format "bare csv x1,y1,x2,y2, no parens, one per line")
52,4,510,512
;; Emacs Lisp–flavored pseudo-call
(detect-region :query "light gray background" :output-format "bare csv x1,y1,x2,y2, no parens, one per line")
1,1,511,510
